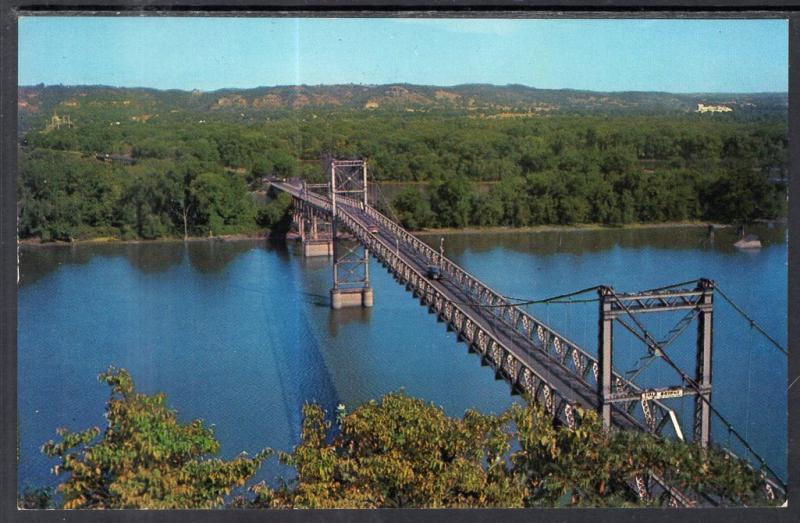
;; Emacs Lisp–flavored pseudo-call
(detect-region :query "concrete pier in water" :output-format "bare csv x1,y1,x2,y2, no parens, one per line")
302,239,333,257
331,287,374,309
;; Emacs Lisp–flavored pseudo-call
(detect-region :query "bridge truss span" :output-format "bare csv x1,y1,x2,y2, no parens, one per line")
357,197,682,434
283,183,674,435
274,178,786,504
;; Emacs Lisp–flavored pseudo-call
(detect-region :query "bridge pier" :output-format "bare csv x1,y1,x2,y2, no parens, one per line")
303,239,333,257
331,287,374,309
294,208,333,257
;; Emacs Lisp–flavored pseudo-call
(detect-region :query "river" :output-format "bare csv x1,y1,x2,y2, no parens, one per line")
17,224,788,491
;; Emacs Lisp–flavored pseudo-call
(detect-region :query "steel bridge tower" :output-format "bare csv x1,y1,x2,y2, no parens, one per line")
329,158,373,309
597,279,714,447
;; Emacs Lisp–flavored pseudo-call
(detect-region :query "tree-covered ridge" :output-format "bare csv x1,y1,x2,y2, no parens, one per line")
18,84,788,133
34,368,779,509
18,102,787,241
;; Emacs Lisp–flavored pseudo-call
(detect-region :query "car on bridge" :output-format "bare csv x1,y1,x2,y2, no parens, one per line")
426,265,442,280
368,225,380,235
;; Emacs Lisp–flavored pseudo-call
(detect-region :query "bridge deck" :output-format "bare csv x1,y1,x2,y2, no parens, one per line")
275,181,642,429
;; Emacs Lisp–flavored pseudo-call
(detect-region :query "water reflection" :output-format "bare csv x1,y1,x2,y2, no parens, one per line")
299,291,330,308
20,224,786,287
125,243,185,273
19,239,276,286
298,254,331,272
185,240,263,274
19,242,185,286
265,239,292,262
328,306,373,337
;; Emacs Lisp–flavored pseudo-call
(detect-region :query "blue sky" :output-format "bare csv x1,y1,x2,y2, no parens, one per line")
18,17,788,93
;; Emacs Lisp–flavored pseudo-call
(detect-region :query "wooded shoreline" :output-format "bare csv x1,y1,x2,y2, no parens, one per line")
19,219,782,247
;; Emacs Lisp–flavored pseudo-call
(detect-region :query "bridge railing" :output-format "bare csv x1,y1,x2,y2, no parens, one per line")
357,200,680,435
291,188,680,436
338,204,584,414
293,193,585,421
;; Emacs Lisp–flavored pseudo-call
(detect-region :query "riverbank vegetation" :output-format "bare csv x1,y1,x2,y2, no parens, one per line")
18,100,786,241
28,367,779,509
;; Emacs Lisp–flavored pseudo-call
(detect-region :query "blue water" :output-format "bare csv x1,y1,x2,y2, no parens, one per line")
18,224,788,492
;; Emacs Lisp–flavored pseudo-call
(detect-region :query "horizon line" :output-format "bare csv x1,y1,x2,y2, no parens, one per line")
18,82,789,96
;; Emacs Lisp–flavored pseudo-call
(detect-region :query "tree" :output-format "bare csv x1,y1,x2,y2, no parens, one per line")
247,392,524,508
240,394,778,509
42,367,268,509
16,95,789,240
41,368,780,509
119,171,171,240
507,402,774,507
256,190,293,235
165,163,200,241
429,175,474,228
269,150,299,179
250,156,274,185
703,165,784,224
190,171,256,236
471,192,504,227
391,188,435,230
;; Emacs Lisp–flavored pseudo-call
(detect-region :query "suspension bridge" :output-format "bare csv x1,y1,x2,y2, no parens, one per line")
269,158,787,506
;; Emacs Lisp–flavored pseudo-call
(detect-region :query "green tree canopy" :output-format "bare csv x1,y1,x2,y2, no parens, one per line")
38,370,780,509
240,392,778,509
18,108,788,242
42,367,269,509
248,392,523,508
391,187,435,230
429,174,474,228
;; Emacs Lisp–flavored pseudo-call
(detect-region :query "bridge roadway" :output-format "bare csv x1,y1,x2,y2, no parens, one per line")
274,180,648,432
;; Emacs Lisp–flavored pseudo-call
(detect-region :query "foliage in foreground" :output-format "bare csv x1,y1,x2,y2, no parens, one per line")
41,367,269,509
38,369,778,509
240,393,776,508
17,486,57,509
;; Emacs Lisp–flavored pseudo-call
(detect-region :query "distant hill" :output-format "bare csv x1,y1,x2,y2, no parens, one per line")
18,83,788,133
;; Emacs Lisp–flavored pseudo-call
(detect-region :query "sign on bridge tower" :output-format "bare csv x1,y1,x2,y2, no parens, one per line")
329,158,373,309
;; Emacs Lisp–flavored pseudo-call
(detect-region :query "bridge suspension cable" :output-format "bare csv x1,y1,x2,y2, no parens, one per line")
507,279,786,356
505,280,704,306
433,285,602,309
500,285,602,306
371,181,403,225
633,278,705,294
490,278,786,488
714,284,788,356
